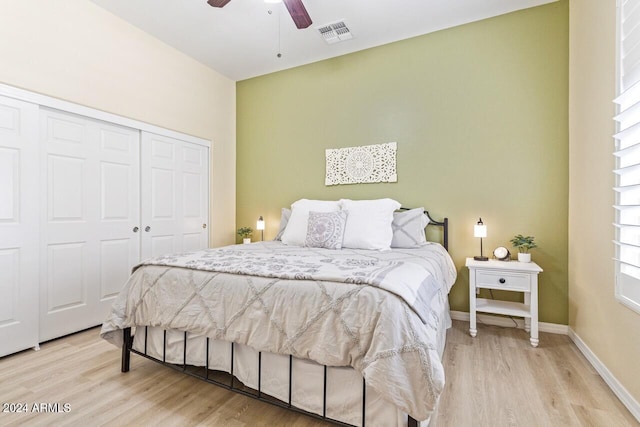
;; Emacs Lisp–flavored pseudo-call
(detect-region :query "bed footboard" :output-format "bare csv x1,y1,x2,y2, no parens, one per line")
120,327,421,427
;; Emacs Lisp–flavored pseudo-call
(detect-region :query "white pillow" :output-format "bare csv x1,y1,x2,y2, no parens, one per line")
340,198,401,250
281,199,341,246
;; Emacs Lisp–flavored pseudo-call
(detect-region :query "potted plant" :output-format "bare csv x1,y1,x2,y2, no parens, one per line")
237,227,253,244
510,234,537,262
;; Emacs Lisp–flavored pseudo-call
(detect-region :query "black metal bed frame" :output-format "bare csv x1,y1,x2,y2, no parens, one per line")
120,212,448,427
421,210,448,251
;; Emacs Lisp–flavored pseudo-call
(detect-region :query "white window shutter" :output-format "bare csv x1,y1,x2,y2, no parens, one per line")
614,0,640,313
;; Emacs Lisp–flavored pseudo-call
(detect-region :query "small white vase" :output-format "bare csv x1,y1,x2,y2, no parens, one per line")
518,253,531,263
243,238,251,244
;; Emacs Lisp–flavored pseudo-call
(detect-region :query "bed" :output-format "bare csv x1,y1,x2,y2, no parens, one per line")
101,200,457,426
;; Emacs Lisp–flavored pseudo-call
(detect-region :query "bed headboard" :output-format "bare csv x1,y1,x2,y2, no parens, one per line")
399,208,449,251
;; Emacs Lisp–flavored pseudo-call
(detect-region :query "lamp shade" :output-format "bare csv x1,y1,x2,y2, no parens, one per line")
256,216,265,231
473,218,487,238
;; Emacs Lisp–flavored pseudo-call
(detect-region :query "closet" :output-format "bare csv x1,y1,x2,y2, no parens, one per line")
0,90,210,355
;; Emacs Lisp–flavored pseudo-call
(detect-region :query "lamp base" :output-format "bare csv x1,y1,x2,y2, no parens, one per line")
474,255,489,261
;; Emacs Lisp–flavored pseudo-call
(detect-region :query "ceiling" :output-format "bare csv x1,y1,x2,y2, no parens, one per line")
90,0,556,81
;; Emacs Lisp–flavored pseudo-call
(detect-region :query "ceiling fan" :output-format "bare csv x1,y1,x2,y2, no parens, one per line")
207,0,313,29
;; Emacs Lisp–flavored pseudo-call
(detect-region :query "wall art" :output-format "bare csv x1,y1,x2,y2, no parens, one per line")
325,142,397,186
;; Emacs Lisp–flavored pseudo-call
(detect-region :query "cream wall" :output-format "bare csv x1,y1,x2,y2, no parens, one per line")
569,0,640,405
0,0,236,246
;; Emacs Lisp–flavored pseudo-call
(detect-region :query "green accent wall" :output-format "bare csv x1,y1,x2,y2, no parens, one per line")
237,1,569,324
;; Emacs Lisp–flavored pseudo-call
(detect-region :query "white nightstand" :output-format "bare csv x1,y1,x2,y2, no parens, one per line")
466,258,543,347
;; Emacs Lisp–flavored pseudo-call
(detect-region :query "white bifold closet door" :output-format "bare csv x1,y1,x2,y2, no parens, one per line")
141,132,209,259
39,109,140,341
0,96,39,357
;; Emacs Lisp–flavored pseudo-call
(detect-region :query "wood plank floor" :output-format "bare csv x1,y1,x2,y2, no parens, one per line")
0,320,636,427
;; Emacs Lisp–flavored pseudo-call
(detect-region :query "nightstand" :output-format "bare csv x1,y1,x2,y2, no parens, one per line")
466,258,543,347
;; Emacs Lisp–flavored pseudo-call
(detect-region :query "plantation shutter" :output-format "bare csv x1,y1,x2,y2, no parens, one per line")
614,0,640,313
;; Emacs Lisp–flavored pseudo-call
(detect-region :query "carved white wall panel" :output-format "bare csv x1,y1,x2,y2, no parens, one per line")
325,142,397,186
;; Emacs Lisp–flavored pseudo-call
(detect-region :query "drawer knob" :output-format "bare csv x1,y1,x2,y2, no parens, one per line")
499,278,506,284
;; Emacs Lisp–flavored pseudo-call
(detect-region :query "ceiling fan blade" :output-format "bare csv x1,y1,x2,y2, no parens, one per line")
207,0,231,7
282,0,312,29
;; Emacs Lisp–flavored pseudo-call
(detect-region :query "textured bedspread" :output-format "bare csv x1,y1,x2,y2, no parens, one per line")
101,241,456,421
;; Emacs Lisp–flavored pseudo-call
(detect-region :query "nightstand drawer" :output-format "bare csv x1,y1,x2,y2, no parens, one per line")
476,270,530,291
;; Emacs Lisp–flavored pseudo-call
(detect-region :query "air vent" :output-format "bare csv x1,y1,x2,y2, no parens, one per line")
317,21,353,44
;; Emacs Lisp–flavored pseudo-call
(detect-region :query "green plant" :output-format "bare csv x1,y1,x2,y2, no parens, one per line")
237,227,253,239
510,234,537,253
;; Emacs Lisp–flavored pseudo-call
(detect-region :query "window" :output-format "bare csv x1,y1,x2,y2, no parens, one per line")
615,0,640,313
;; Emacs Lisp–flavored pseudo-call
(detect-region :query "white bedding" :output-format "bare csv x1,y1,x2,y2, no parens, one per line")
101,241,456,424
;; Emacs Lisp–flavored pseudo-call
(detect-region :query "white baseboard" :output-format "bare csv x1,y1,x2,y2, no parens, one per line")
448,310,640,422
449,310,569,334
568,328,640,422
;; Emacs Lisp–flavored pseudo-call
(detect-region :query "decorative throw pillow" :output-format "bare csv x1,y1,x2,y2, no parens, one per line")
281,199,341,246
304,211,348,249
391,208,430,248
274,208,291,241
339,198,401,250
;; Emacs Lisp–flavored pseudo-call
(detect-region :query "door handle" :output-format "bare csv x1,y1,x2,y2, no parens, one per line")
133,226,139,233
145,226,151,232
202,224,207,229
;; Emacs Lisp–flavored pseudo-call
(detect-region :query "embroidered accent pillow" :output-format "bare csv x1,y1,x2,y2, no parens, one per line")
281,199,341,246
305,211,348,249
391,208,430,248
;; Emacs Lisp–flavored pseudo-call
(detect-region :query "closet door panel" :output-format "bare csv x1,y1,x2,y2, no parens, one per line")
142,133,179,258
141,133,208,259
0,96,39,357
40,111,94,340
182,144,209,251
40,109,139,341
97,122,140,303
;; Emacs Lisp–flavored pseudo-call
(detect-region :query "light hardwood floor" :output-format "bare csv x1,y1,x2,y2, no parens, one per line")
0,320,637,427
